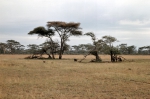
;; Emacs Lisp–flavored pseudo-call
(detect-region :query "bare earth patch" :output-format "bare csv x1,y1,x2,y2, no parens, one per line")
0,55,150,99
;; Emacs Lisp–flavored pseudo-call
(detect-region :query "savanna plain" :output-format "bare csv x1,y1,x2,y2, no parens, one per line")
0,55,150,99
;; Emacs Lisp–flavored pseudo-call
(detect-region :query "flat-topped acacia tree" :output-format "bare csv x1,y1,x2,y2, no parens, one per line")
47,21,82,59
28,26,56,59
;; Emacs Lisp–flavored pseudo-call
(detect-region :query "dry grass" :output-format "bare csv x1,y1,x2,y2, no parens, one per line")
0,54,150,99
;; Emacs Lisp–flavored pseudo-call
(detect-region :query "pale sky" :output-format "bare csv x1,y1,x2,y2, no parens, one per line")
0,0,150,48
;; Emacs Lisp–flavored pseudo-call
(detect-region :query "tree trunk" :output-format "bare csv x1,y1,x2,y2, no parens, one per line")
59,48,63,59
90,51,102,62
41,48,53,59
110,50,113,62
52,53,55,59
51,48,55,59
48,54,52,59
49,37,55,59
59,39,63,59
95,53,101,62
3,48,6,54
59,54,62,59
59,47,63,59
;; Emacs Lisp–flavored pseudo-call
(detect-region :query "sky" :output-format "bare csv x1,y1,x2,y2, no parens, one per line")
0,0,150,48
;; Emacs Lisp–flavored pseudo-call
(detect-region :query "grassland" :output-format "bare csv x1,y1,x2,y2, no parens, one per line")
0,55,150,99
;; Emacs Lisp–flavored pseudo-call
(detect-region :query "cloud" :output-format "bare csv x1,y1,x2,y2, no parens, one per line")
119,19,150,26
0,0,150,48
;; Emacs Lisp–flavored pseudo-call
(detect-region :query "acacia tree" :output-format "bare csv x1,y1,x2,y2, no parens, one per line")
84,32,104,62
47,21,82,59
0,43,7,54
83,44,94,51
138,46,145,54
72,45,80,53
144,46,150,54
0,41,24,54
19,45,25,53
118,44,128,54
40,40,60,58
102,35,118,62
127,45,137,54
28,26,57,58
27,44,39,53
6,40,22,54
138,46,150,54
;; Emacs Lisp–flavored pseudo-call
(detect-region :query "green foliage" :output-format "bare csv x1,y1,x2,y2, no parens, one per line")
0,42,7,54
84,32,96,45
71,30,82,36
102,35,118,47
118,44,128,54
28,26,54,37
0,40,25,54
127,45,137,54
138,46,150,55
47,21,81,29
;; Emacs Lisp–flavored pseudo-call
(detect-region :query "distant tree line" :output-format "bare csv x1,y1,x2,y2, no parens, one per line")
70,43,137,55
0,39,148,55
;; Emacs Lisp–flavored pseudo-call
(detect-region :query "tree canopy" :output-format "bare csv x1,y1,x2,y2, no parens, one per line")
28,26,54,37
47,21,82,59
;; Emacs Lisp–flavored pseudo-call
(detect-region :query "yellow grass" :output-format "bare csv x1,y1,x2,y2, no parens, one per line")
0,55,150,99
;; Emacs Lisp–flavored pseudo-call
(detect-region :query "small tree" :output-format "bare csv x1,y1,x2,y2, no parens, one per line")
27,44,39,53
84,32,103,62
72,45,80,53
118,44,128,54
84,44,95,51
144,46,150,54
102,35,118,62
28,26,56,59
138,46,150,55
138,46,145,54
6,40,22,54
47,21,82,59
0,43,7,54
127,45,137,54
